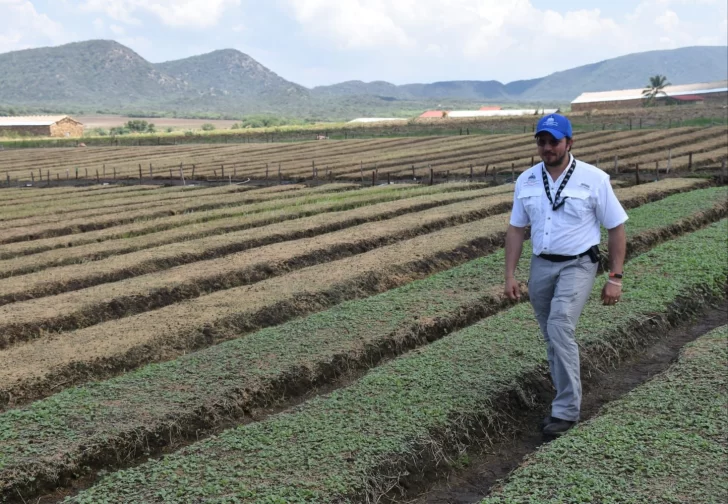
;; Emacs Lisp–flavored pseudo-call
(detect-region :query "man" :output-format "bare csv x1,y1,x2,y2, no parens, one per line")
504,113,627,437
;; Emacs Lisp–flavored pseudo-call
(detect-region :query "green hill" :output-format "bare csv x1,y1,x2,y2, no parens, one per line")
0,40,725,120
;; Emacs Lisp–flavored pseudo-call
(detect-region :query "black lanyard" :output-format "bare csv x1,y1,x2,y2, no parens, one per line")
542,157,576,211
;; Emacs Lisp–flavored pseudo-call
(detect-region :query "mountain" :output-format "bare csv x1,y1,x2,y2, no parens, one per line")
516,46,728,100
310,46,728,102
156,49,308,101
0,40,187,107
0,41,725,120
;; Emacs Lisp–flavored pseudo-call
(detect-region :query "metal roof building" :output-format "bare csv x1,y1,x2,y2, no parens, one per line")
571,81,728,111
0,116,84,137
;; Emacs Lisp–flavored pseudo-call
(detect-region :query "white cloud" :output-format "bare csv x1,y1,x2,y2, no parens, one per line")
281,0,727,83
0,0,68,53
79,0,241,28
655,10,679,31
110,24,126,35
92,17,105,32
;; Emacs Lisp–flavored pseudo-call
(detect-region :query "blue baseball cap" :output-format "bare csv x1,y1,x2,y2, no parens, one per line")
535,113,573,140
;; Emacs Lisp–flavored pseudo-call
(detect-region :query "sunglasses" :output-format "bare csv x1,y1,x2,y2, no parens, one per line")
535,137,563,147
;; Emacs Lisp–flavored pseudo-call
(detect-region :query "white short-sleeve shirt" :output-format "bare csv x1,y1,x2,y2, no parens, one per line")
510,154,628,256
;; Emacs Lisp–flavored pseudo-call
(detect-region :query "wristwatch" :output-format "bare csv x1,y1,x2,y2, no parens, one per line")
609,272,623,279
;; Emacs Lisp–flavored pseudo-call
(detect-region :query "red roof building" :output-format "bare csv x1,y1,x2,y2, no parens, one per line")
479,106,502,111
419,110,447,118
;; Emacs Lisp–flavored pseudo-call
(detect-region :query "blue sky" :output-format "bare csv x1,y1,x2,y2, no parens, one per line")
2,0,726,87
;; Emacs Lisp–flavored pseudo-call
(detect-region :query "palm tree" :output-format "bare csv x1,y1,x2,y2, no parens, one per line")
642,75,671,106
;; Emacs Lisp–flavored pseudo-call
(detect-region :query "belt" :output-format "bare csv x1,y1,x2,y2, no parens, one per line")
538,250,591,262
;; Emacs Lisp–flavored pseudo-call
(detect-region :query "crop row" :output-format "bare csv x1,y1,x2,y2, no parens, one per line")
3,127,723,184
310,128,705,180
1,186,724,501
0,191,513,309
0,186,507,276
380,126,727,179
58,218,728,503
483,325,728,504
0,181,711,406
0,182,492,258
0,136,494,179
0,182,359,236
0,183,277,222
0,179,707,350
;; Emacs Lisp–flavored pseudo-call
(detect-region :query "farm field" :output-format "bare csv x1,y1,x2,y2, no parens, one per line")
0,176,725,503
0,125,726,185
482,324,727,504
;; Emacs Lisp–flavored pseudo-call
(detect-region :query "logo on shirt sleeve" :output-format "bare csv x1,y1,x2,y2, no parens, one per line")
525,173,538,186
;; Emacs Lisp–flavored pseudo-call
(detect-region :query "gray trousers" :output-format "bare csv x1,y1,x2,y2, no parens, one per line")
529,254,598,421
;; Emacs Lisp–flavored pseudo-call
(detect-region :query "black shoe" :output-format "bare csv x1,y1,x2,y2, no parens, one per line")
542,418,577,437
539,415,555,431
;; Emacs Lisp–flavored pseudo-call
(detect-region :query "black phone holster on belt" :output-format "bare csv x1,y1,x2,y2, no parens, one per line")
586,245,601,264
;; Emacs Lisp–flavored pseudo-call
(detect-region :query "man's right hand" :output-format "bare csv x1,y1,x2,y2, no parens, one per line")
505,276,521,301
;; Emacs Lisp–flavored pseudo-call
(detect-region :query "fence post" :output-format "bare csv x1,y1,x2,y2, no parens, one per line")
96,168,99,183
639,118,642,129
113,167,116,180
721,158,727,184
85,168,88,179
469,164,473,181
667,149,672,174
484,164,489,181
429,165,434,186
31,172,34,183
221,164,224,179
635,163,640,185
191,165,196,180
265,163,269,180
5,173,9,186
492,166,497,183
149,163,153,179
511,162,515,182
629,118,632,130
180,166,186,186
655,160,660,180
360,161,364,182
47,170,51,186
412,165,415,179
614,155,619,174
689,152,694,172
372,170,376,186
387,172,390,185
139,164,143,184
75,167,79,180
278,162,281,183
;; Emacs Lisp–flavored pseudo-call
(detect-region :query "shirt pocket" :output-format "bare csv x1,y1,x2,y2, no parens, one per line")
517,186,543,222
561,188,591,223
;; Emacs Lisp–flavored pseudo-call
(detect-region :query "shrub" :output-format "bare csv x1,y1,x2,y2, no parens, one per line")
201,123,216,131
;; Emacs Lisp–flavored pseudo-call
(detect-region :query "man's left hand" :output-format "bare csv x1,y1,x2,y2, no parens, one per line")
601,281,622,305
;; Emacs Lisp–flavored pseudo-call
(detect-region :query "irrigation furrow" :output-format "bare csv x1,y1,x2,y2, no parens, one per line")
481,325,728,504
53,219,728,504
